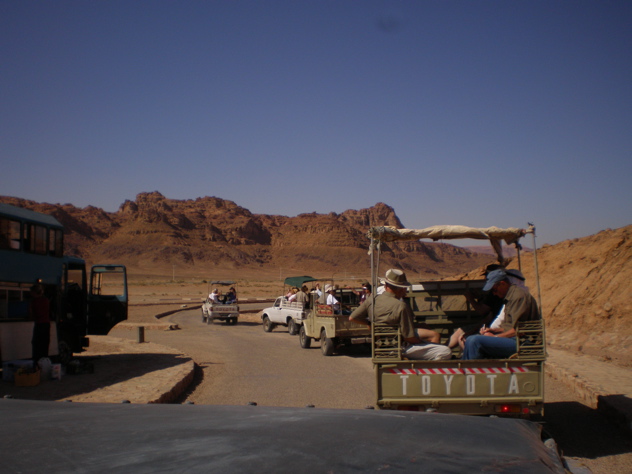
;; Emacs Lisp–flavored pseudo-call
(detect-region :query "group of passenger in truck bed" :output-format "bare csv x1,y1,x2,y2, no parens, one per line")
208,287,237,305
348,266,541,361
283,283,372,316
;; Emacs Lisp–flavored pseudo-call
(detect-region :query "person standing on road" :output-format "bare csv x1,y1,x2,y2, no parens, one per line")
349,269,452,361
30,283,50,367
461,269,540,360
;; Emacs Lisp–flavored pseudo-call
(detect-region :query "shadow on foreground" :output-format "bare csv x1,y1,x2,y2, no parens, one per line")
544,400,632,459
0,352,191,402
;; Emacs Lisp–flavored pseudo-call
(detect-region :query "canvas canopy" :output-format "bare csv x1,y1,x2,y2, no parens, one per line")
283,276,317,288
368,224,534,264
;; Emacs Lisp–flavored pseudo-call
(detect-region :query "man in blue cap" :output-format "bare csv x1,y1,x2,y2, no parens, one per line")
461,269,540,360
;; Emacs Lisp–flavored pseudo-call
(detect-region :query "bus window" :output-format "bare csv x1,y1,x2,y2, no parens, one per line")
28,224,48,255
8,289,28,319
88,265,128,335
0,288,6,318
66,267,85,292
0,218,21,250
91,266,127,297
0,287,28,320
49,228,63,257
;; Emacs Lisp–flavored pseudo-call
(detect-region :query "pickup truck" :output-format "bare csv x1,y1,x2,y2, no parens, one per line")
261,276,317,335
261,297,308,335
367,224,546,418
201,280,239,325
299,286,371,356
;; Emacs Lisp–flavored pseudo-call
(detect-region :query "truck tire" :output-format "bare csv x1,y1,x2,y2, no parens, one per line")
321,329,335,356
288,319,298,335
201,309,207,323
299,325,311,348
263,316,274,332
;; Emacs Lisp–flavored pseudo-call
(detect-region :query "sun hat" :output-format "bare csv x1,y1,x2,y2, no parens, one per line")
482,269,508,292
384,269,411,288
325,284,334,292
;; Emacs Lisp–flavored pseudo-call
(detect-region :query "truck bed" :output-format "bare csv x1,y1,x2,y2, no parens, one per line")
313,304,371,339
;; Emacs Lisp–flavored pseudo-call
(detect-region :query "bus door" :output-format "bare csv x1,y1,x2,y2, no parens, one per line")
57,257,89,356
87,265,128,335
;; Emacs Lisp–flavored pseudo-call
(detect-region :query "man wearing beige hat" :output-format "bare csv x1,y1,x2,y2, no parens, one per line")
349,269,452,360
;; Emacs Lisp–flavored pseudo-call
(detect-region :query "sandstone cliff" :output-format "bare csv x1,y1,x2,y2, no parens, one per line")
0,192,492,278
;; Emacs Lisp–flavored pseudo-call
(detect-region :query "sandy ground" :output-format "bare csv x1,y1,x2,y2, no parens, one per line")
126,278,276,324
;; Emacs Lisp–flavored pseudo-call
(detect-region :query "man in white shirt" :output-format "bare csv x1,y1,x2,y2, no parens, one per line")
325,284,341,314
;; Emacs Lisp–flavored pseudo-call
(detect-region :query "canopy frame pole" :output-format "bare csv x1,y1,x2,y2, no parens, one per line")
530,223,543,313
369,233,380,359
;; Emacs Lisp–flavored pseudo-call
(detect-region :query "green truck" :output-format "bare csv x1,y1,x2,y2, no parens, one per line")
368,224,546,418
299,284,371,356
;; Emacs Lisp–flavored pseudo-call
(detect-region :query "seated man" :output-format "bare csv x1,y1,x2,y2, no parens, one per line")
461,269,540,360
225,287,237,304
349,269,452,361
447,264,505,350
449,267,528,350
209,289,220,304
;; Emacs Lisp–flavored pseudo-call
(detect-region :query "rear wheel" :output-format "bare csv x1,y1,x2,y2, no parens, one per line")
263,316,274,332
299,325,311,348
201,308,207,323
288,319,298,335
321,329,334,356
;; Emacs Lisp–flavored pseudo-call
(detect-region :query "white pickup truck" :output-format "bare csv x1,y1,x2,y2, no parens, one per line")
261,276,317,335
261,297,308,335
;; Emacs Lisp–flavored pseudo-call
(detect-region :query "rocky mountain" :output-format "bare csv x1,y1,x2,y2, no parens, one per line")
516,226,631,366
0,192,493,278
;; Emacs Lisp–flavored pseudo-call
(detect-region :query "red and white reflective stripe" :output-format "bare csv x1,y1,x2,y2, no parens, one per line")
464,367,529,374
387,367,530,375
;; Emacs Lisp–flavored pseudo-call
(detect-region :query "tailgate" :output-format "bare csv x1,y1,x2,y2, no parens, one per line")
211,304,239,314
376,360,544,416
335,316,371,337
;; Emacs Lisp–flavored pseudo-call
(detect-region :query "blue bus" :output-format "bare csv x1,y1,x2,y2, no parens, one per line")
0,203,127,363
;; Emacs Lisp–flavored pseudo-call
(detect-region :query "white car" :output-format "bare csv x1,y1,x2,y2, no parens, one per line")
261,297,307,335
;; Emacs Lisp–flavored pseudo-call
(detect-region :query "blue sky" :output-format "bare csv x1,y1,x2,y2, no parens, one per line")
1,1,630,246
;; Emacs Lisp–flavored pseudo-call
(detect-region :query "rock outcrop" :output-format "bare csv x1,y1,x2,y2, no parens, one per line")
0,193,493,277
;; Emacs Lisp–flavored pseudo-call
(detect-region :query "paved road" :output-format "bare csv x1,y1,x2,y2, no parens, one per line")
147,309,376,409
140,309,631,474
